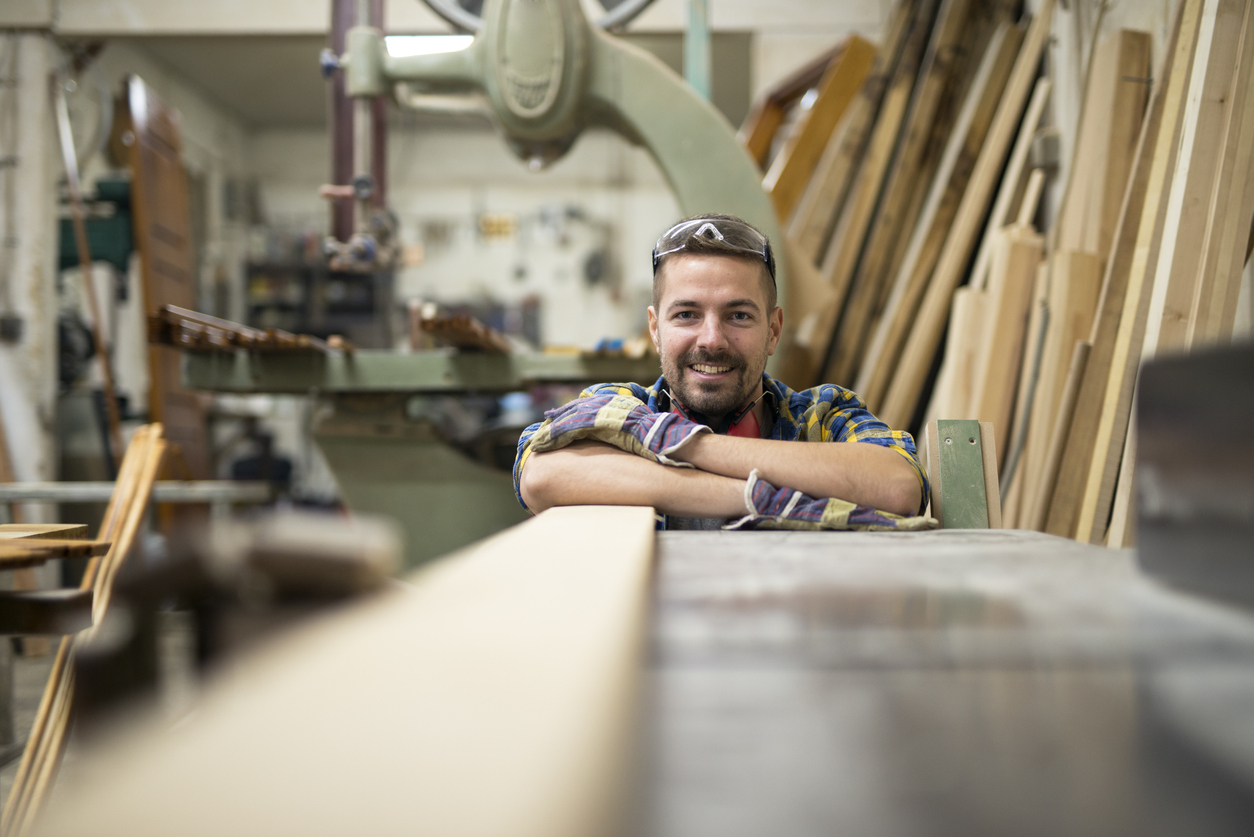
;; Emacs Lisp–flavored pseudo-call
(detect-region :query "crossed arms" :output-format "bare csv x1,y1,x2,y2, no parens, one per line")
519,432,923,518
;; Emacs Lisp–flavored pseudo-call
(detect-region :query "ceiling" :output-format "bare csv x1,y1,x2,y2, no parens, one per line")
122,32,752,131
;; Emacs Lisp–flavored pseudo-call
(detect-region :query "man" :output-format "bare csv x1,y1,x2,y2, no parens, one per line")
514,214,932,531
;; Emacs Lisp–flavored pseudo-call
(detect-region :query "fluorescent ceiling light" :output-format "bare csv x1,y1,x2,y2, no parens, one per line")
385,35,474,57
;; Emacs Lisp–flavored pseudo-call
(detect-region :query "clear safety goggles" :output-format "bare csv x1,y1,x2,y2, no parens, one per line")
651,217,776,284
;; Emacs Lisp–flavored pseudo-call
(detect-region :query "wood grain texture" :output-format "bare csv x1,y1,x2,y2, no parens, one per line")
967,224,1044,468
1018,250,1102,518
801,0,941,387
37,506,656,837
1025,340,1091,532
1188,0,1254,344
1045,0,1192,539
819,0,971,387
1071,0,1203,544
765,38,876,219
856,22,1024,410
878,0,1057,430
788,0,917,267
968,79,1052,294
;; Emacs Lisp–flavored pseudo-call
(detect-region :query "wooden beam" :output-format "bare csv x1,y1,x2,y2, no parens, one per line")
1072,0,1206,543
764,37,876,219
35,506,656,837
856,21,1025,410
1188,0,1254,344
878,0,1057,430
1045,0,1194,539
739,43,845,169
966,222,1044,468
821,0,980,387
788,0,918,267
1024,340,1091,532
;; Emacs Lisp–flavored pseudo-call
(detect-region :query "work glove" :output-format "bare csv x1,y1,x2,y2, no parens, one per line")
725,469,938,531
526,392,710,466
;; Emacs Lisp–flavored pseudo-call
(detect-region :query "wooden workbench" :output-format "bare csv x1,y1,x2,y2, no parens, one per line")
640,530,1254,836
34,525,1254,836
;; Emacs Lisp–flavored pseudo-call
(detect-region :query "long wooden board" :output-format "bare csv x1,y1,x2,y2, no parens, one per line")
764,37,876,219
36,506,656,837
800,0,941,386
1068,0,1203,543
967,223,1043,467
821,0,977,387
878,0,1057,430
1044,0,1194,538
856,21,1024,410
1187,0,1254,344
788,0,917,268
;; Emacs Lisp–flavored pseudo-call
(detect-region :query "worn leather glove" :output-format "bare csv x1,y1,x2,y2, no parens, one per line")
725,469,938,531
526,392,711,466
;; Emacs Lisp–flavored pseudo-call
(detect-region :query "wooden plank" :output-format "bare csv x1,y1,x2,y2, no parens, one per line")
967,78,1052,295
125,76,212,479
764,37,876,219
1025,340,1091,532
1142,0,1244,357
856,22,1025,410
787,0,917,267
1045,0,1194,539
979,421,1002,529
878,0,1057,430
997,259,1049,521
1188,0,1254,344
819,0,973,386
1104,413,1138,548
739,43,845,169
795,0,940,388
934,419,990,528
966,223,1044,468
37,506,655,837
1055,31,1153,258
1071,0,1206,544
1017,250,1102,516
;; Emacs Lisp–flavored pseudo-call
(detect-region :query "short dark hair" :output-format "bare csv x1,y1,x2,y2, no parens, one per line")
651,214,778,311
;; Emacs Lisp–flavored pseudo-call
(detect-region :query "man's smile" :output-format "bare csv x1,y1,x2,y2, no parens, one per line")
690,362,734,376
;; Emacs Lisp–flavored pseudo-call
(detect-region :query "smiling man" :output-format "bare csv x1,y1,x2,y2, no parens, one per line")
514,214,933,531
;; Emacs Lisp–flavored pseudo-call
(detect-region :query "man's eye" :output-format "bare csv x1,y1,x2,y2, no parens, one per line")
674,311,696,320
730,312,752,321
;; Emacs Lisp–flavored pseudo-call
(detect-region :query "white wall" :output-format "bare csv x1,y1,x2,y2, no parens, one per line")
0,35,59,506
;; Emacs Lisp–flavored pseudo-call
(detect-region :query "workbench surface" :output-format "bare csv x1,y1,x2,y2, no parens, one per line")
641,529,1254,837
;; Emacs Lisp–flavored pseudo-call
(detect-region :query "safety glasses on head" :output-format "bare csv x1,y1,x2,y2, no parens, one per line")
652,216,776,284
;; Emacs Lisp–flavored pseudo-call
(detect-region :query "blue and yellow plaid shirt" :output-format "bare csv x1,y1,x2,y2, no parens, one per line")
513,373,929,520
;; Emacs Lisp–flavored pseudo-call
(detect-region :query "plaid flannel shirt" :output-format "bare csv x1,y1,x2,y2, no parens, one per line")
513,373,930,522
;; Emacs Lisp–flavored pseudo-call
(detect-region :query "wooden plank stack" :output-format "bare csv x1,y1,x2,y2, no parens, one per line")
753,0,1254,544
0,425,167,837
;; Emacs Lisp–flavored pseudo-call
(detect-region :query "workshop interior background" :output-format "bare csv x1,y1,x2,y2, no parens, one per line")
0,0,1248,512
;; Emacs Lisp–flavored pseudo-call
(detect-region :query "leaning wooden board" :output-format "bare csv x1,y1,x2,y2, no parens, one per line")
856,21,1024,410
36,506,656,837
1045,0,1193,539
877,0,1056,430
1071,0,1204,544
822,0,978,388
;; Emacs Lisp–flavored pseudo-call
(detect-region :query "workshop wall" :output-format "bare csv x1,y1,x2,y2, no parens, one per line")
252,123,679,350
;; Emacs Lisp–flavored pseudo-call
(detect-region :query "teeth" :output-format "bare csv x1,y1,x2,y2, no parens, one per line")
692,363,732,374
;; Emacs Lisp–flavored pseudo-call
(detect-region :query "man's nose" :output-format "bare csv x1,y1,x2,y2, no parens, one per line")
695,315,728,349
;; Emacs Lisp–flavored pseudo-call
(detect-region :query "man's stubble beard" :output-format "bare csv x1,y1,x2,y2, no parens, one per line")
662,338,771,421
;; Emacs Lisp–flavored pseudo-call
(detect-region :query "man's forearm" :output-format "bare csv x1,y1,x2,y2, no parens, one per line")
520,441,748,517
670,434,922,516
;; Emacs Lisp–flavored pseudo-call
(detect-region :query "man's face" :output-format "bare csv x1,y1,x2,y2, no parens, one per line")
647,254,783,419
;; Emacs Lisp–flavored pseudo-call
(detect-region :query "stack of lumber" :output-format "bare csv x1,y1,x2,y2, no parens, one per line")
417,313,514,354
0,425,167,837
753,0,1254,544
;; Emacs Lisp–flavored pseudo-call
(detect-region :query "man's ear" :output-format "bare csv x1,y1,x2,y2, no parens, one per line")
766,306,783,356
647,306,661,353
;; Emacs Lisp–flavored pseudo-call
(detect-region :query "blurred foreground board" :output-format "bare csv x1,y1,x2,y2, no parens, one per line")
40,506,655,837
